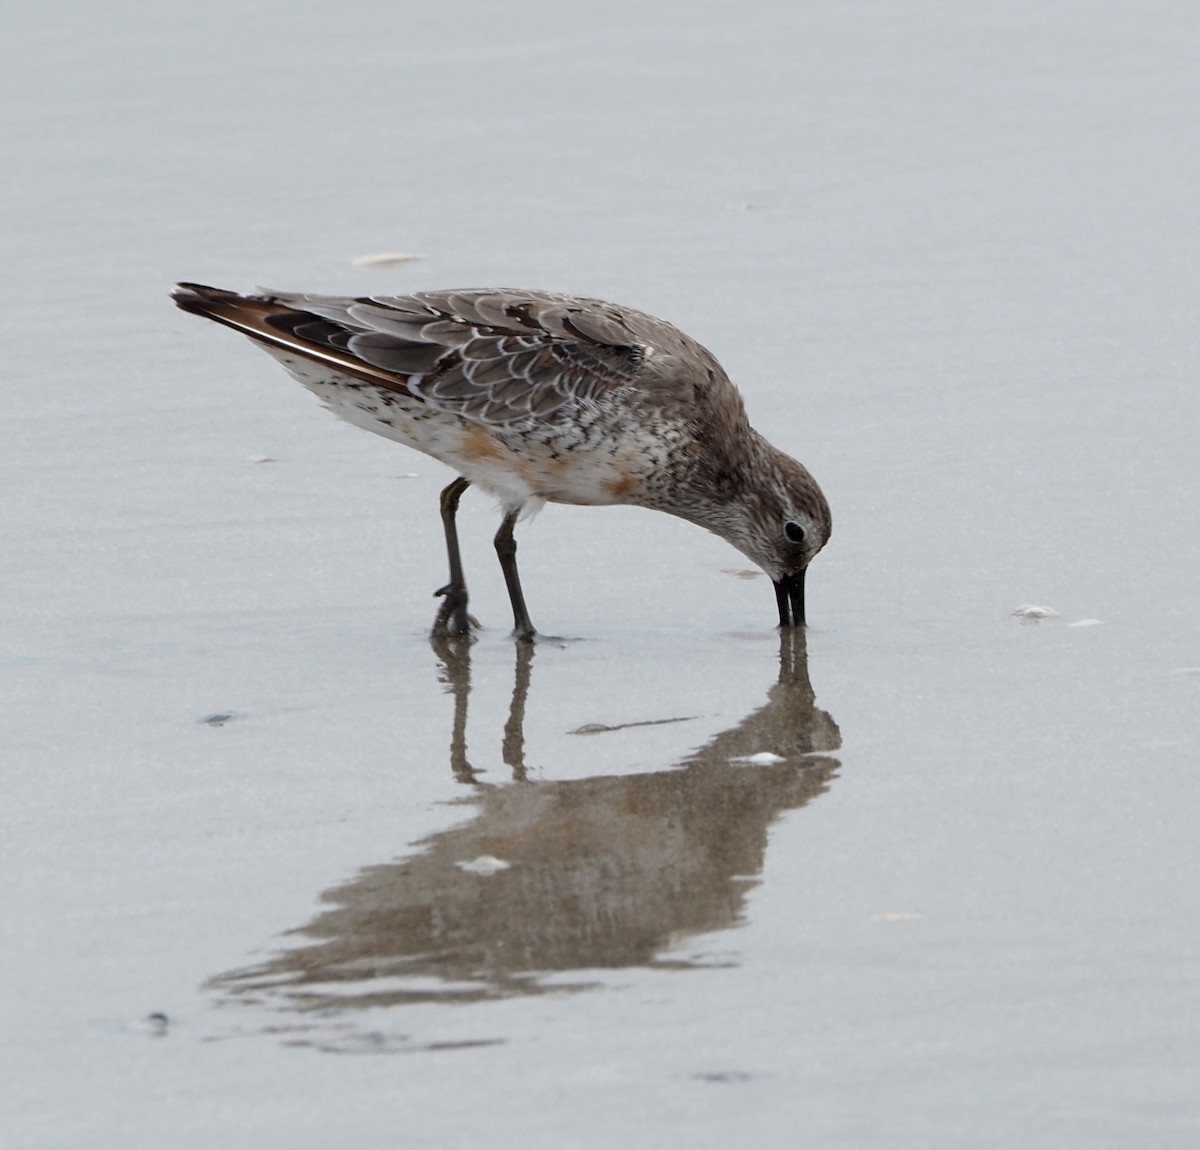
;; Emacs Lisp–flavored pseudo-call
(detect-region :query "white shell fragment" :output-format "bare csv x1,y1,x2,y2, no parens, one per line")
1011,604,1058,621
730,752,786,766
455,855,511,876
1068,618,1104,627
350,252,425,269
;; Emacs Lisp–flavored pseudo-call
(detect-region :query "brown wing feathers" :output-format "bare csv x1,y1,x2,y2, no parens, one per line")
172,283,409,391
173,284,658,425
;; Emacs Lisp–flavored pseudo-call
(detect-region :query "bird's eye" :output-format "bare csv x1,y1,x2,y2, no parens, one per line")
785,521,806,545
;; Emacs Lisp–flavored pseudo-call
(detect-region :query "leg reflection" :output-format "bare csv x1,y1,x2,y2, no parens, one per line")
502,641,533,782
430,634,478,785
431,634,535,784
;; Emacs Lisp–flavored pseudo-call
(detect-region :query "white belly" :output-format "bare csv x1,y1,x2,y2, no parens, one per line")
260,346,648,511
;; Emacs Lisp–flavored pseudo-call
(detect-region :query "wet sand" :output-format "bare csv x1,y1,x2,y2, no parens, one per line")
3,1,1198,1146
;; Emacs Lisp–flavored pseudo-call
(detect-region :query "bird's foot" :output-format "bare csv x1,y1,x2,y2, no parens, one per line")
432,583,479,637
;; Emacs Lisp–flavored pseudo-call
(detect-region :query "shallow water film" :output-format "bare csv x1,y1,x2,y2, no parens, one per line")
3,1,1198,1147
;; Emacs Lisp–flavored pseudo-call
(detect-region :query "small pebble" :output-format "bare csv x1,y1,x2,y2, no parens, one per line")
141,1012,170,1035
198,712,240,727
571,722,614,735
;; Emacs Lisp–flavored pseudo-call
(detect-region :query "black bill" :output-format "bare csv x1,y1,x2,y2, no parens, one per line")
774,570,806,628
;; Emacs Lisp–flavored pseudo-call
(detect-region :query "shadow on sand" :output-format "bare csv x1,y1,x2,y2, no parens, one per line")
209,631,840,1023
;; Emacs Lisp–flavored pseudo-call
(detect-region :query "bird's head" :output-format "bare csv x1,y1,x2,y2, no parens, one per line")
708,447,831,628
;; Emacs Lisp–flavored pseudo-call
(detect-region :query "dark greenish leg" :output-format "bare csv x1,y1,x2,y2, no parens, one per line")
494,511,537,640
432,476,473,636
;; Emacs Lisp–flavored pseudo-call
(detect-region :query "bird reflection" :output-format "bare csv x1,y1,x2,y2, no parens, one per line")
210,631,840,1013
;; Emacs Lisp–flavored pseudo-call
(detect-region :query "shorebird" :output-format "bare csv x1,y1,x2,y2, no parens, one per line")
173,284,831,638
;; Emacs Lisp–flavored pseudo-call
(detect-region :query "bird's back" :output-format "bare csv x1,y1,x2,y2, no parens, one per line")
174,284,748,510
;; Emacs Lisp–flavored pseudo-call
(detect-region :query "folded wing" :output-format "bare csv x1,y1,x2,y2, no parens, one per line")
173,284,709,428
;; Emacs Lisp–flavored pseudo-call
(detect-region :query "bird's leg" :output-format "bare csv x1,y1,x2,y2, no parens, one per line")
432,476,473,636
494,511,537,640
